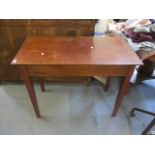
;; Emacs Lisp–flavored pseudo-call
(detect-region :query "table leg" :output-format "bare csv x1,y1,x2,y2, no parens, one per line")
20,66,41,118
39,77,45,92
104,77,111,92
112,66,135,116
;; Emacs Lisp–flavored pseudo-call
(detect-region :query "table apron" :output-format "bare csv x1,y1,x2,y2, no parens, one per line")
20,65,134,77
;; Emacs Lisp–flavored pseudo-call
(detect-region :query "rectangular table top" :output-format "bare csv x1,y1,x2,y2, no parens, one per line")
11,36,142,65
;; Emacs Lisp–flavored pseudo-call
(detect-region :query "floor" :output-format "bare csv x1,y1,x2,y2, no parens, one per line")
0,78,155,135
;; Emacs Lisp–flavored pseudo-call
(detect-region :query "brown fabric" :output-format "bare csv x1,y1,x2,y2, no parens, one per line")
126,28,155,43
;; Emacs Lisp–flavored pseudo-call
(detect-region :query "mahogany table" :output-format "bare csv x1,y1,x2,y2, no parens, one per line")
11,36,142,118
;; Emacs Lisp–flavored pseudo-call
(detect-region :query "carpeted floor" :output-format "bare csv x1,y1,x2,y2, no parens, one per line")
0,78,155,135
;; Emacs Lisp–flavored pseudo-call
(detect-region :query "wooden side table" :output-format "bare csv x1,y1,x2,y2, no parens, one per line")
11,36,142,118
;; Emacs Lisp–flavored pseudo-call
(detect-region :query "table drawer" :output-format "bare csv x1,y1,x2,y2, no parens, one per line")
25,65,129,77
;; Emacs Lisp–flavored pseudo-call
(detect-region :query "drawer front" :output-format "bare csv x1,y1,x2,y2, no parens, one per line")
25,65,129,77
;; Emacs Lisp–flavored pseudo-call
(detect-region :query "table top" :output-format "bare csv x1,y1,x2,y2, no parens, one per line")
11,36,142,65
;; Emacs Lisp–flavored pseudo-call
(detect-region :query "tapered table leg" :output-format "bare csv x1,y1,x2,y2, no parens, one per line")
112,66,135,116
20,66,41,118
39,77,45,92
104,77,111,92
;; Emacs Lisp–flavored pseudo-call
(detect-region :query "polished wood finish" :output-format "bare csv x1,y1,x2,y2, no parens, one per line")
39,77,45,92
104,77,111,92
11,36,141,65
20,66,41,118
11,36,142,117
112,66,135,116
0,19,96,82
26,65,129,77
